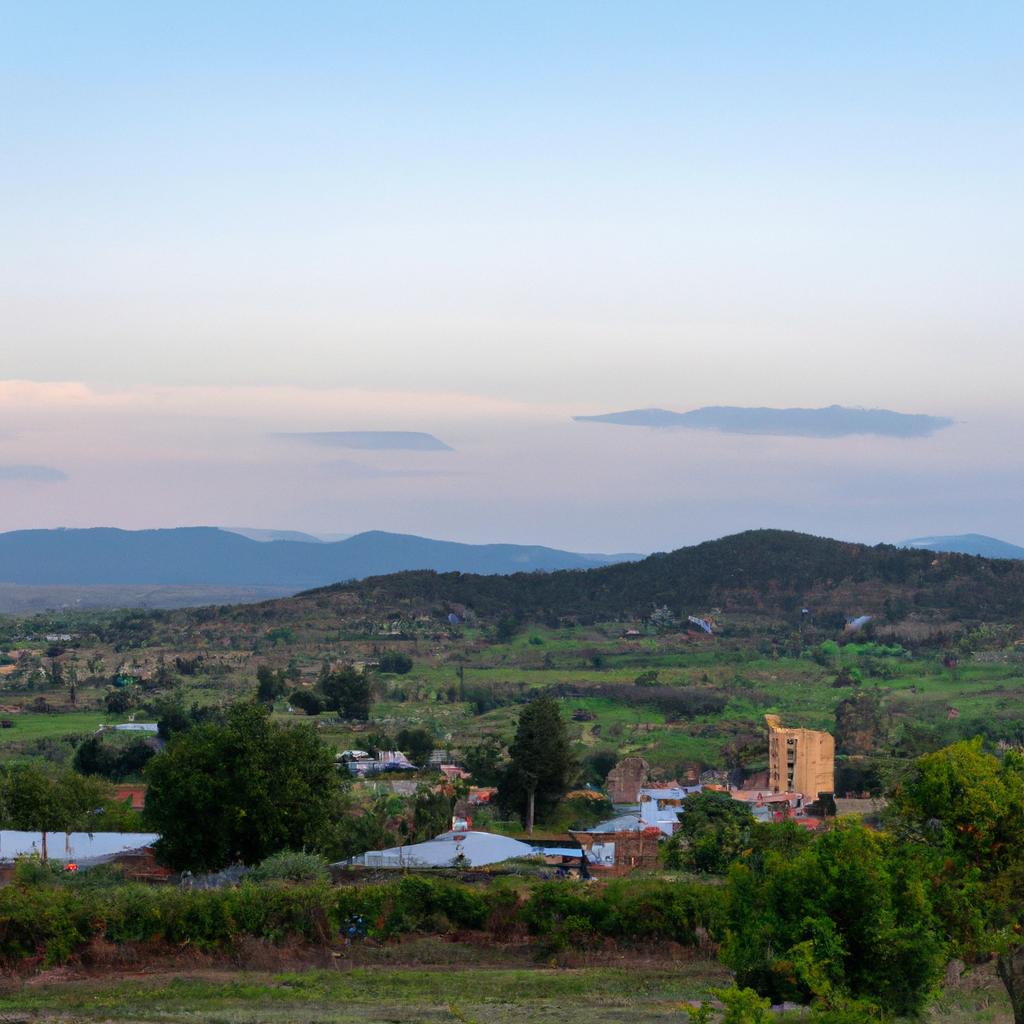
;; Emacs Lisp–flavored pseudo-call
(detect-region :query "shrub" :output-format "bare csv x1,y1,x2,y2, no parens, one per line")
250,850,330,884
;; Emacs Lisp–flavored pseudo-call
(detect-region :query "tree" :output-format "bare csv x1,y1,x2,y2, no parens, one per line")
289,689,323,715
412,784,454,841
662,790,755,873
377,652,413,675
498,697,576,832
74,736,154,780
721,819,945,1017
143,701,343,871
888,739,1024,1022
584,748,618,786
834,691,884,756
321,666,371,720
494,614,520,642
256,664,286,703
0,765,119,860
395,727,434,766
461,736,504,786
105,685,139,714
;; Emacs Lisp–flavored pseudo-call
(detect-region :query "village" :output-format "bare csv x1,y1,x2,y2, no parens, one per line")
0,711,853,880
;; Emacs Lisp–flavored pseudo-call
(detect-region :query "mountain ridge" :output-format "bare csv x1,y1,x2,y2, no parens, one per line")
900,534,1024,560
0,527,636,589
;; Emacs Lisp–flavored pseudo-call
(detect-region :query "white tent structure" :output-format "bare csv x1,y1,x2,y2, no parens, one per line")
0,831,160,864
337,830,536,869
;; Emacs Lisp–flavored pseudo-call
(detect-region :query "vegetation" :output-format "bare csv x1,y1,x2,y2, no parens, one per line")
663,790,756,874
498,697,577,831
143,702,344,871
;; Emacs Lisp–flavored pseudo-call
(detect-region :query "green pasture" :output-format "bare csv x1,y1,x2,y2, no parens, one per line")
0,960,1011,1024
0,709,112,745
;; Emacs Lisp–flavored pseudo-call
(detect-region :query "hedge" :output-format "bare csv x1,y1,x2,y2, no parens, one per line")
0,876,723,966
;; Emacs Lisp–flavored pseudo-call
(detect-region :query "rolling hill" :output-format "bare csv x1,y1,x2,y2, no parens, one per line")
303,529,1024,626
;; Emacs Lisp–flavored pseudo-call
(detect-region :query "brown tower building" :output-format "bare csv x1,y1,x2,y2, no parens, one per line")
765,714,834,798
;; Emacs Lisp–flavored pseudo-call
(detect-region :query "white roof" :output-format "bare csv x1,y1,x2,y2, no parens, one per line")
640,785,702,800
0,831,160,864
338,830,536,869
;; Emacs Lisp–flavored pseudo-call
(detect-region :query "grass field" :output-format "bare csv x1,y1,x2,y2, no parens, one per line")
4,964,732,1024
1,961,1013,1024
0,709,112,745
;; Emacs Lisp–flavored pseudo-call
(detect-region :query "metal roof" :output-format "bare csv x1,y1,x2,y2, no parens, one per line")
0,831,160,864
577,812,643,834
336,830,537,869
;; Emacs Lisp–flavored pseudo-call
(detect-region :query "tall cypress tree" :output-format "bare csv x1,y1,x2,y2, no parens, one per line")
499,697,576,832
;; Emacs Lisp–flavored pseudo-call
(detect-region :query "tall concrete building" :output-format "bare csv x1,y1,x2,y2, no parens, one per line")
765,714,834,798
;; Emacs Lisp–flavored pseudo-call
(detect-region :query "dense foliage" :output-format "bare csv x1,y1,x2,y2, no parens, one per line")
721,819,945,1017
663,790,756,873
0,874,723,967
143,702,344,871
889,739,1024,1022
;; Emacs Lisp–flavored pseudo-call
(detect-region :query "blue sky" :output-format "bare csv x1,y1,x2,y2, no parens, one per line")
1,3,1021,548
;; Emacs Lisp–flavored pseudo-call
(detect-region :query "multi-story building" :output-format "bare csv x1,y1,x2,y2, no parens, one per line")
765,714,834,799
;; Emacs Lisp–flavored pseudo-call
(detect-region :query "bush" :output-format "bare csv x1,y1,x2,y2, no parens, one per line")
250,850,330,884
289,690,323,716
377,652,413,675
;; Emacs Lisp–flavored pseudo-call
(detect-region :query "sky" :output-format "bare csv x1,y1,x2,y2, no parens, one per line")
1,2,1021,552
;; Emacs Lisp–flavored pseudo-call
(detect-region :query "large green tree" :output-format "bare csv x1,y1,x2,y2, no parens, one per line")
889,739,1024,1022
143,701,343,871
321,666,371,720
721,819,945,1017
663,790,755,873
498,697,576,832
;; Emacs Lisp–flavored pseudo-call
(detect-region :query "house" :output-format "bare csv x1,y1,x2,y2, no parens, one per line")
112,784,147,810
569,809,661,874
439,764,470,782
765,714,835,799
639,784,703,835
341,750,415,776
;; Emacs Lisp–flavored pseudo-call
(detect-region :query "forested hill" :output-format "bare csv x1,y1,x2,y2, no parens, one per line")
305,529,1024,624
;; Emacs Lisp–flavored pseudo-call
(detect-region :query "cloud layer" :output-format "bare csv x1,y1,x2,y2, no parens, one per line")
575,405,953,439
0,464,67,482
278,431,454,452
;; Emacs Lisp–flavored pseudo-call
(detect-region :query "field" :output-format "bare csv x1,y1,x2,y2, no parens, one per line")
1,606,1022,783
1,960,1013,1024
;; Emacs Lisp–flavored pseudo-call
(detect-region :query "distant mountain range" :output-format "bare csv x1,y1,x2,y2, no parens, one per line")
900,534,1024,560
0,527,637,590
574,405,953,438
